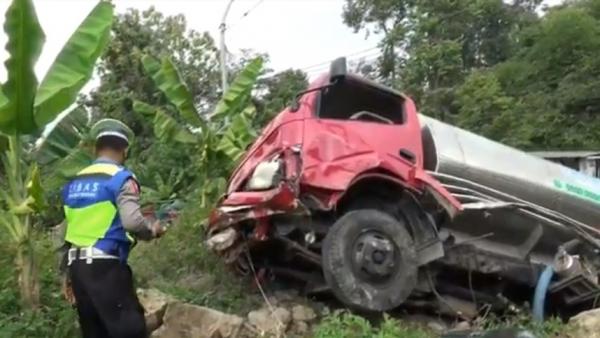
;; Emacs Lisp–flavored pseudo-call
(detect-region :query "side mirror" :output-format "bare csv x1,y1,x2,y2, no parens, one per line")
329,57,347,83
290,99,300,112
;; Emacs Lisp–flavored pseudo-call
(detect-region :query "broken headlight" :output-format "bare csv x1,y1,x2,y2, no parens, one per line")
245,157,283,191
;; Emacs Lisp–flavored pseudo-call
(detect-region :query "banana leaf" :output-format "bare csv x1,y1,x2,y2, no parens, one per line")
212,57,263,120
0,87,10,132
36,106,90,165
153,109,197,144
217,105,257,162
44,148,93,192
132,100,156,117
142,55,203,128
34,1,113,128
0,0,45,135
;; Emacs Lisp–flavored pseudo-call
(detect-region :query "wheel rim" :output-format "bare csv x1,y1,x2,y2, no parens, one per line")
352,230,398,283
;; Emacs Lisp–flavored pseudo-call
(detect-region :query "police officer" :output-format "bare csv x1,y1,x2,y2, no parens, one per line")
61,119,166,338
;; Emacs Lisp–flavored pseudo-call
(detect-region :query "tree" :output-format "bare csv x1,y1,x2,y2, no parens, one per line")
454,71,523,146
342,0,542,119
255,69,308,128
452,1,600,150
85,7,221,152
135,55,264,207
84,8,269,204
0,0,113,308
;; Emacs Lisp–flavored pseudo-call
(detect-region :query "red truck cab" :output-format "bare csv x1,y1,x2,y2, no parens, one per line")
207,58,462,312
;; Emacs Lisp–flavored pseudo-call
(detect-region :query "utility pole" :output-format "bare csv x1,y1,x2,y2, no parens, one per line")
219,0,235,93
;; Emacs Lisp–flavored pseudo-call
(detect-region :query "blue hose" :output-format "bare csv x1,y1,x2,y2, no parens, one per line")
532,265,554,322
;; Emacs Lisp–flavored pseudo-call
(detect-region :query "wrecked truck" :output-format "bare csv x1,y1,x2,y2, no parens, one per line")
206,57,600,317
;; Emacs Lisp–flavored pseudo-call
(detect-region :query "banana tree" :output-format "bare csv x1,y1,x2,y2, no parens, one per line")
134,56,263,207
35,105,95,192
0,0,113,308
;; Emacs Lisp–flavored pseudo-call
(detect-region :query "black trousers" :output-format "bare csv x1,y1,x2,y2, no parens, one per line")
68,258,147,338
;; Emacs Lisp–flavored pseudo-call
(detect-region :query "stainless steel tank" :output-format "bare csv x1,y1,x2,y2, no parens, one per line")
419,114,600,228
418,115,600,265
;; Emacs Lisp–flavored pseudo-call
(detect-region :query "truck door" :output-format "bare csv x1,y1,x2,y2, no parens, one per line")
300,78,424,191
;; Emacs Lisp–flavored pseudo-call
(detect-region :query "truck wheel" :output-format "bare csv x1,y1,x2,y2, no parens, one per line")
322,209,418,312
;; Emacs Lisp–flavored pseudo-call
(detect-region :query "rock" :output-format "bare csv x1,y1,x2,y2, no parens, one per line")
206,228,238,251
291,304,317,322
266,296,280,307
569,308,600,338
427,321,448,334
290,321,310,335
137,288,175,332
247,307,292,336
151,302,244,338
452,321,471,331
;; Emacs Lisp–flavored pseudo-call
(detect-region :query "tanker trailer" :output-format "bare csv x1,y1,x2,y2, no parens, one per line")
207,57,600,316
420,115,600,314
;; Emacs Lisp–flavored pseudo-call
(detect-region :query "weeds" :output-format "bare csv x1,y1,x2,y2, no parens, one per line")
0,231,79,338
128,198,262,314
313,311,434,338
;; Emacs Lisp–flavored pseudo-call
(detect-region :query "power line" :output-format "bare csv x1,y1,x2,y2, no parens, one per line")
298,46,380,72
303,52,382,75
229,0,266,30
241,0,266,20
255,51,382,81
301,55,381,77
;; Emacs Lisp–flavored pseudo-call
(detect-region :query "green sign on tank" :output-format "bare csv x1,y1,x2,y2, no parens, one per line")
553,179,600,204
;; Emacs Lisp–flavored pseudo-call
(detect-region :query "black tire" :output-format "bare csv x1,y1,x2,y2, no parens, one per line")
322,209,418,312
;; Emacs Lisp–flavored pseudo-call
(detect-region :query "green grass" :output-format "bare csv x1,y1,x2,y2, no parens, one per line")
476,312,571,337
0,231,79,338
128,199,262,314
313,311,434,338
312,311,573,338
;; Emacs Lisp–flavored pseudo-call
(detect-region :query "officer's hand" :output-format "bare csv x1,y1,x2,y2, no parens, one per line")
151,220,167,238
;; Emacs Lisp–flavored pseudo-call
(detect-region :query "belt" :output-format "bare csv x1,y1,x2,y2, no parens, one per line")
67,247,119,265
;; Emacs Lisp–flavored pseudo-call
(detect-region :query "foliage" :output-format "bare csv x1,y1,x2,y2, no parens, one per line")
0,0,113,308
140,167,184,206
0,230,79,337
129,192,262,314
36,106,91,167
141,55,203,128
477,312,570,338
454,71,523,146
84,7,271,206
342,0,540,116
343,0,600,150
255,69,308,128
136,55,264,207
313,311,433,338
453,1,600,150
85,7,221,146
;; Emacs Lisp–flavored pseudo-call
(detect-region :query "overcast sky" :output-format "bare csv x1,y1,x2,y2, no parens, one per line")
0,0,564,84
0,0,384,83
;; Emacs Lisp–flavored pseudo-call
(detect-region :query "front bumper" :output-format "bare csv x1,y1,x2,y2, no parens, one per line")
206,179,305,262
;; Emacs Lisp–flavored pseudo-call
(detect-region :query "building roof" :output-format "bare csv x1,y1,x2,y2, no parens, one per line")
529,151,600,159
